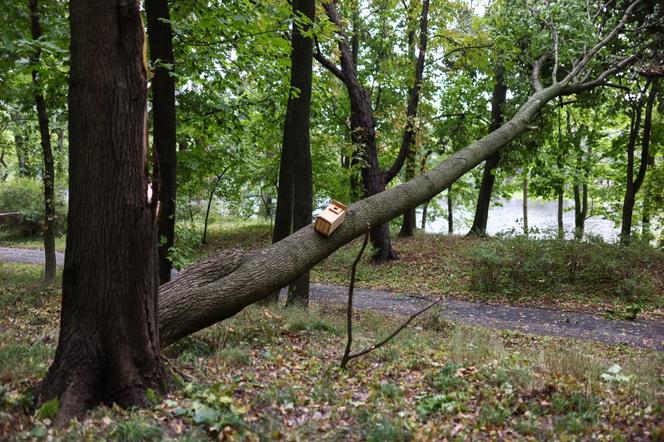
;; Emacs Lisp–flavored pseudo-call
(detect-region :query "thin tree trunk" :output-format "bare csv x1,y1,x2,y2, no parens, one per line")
642,181,651,239
36,0,165,424
522,175,529,236
146,0,177,284
317,2,401,262
202,172,225,245
399,0,430,237
418,150,432,231
468,66,507,236
287,0,315,306
14,132,29,177
29,0,56,282
557,187,564,239
447,185,453,234
421,200,429,230
621,79,658,243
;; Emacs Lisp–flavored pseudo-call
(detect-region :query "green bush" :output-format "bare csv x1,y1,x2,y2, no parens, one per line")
468,236,663,306
0,177,67,236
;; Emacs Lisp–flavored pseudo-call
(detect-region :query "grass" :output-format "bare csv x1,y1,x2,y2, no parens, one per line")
0,229,66,252
197,219,664,320
0,261,663,440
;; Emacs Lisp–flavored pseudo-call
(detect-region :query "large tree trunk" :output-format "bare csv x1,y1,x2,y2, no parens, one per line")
287,0,315,306
158,82,569,346
36,0,165,425
146,0,177,285
621,79,658,243
399,0,430,237
468,66,507,236
271,0,315,305
28,0,56,282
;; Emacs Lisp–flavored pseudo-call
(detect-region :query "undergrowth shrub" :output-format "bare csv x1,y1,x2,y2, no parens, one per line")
0,177,67,236
468,236,662,306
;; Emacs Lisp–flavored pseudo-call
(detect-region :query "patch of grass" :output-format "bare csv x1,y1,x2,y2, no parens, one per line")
0,341,52,383
216,346,251,368
111,416,163,441
467,236,664,317
0,263,662,441
0,229,66,252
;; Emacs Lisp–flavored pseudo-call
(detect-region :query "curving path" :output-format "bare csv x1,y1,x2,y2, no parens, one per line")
1,247,662,350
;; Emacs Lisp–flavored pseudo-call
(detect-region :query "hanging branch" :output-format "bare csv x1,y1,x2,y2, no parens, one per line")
201,165,231,245
340,223,443,368
340,224,370,369
341,297,443,369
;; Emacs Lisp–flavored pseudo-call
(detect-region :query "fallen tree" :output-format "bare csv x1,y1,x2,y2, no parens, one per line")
158,1,642,346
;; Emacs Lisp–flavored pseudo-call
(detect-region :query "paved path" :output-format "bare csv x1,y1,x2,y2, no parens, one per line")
0,247,64,266
309,284,664,351
2,247,663,350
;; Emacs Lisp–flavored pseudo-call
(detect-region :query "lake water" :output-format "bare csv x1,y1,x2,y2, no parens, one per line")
426,198,622,241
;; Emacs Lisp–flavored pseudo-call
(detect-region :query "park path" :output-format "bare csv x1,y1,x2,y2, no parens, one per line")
2,246,663,350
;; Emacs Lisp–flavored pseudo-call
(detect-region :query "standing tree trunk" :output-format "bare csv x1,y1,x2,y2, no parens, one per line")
523,174,529,236
287,0,315,306
418,149,432,231
468,66,507,236
316,1,433,262
642,180,651,239
621,79,658,243
35,0,165,425
557,187,564,239
447,185,453,234
14,136,28,176
573,183,588,239
146,0,177,284
399,0,430,237
270,0,315,305
28,0,56,282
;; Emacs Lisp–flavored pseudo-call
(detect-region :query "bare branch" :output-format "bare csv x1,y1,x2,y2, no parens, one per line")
564,55,639,93
341,297,443,368
545,0,560,83
340,225,371,369
531,54,548,92
563,0,642,84
314,37,347,83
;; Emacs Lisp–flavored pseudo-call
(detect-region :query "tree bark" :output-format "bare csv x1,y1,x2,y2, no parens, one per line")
28,0,56,282
14,132,29,177
287,0,315,306
146,0,177,285
573,183,588,239
202,173,225,246
270,0,315,305
522,174,529,236
621,79,658,243
418,150,432,231
317,2,399,262
36,0,165,424
557,187,564,239
447,185,453,234
398,0,430,237
468,66,507,236
158,82,571,346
